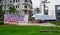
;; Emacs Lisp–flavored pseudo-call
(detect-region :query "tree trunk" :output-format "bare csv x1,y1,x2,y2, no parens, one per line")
0,12,4,25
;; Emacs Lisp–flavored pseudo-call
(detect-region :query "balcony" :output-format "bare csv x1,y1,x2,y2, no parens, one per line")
7,3,13,5
22,8,31,11
22,2,32,6
3,2,13,5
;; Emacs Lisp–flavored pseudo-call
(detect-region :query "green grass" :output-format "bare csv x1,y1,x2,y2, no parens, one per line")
0,25,60,35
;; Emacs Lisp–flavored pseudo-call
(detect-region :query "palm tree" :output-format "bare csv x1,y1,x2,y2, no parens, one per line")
35,7,40,13
9,5,16,14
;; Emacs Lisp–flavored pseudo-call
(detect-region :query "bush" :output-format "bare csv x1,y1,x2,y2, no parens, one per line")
0,18,3,21
0,21,4,25
52,20,60,26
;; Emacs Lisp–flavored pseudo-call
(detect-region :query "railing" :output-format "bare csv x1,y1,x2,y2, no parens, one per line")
22,2,32,6
22,8,31,11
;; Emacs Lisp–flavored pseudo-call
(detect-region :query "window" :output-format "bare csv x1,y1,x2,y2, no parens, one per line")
57,7,60,10
13,0,15,3
16,5,19,8
18,5,19,8
44,9,48,15
24,6,27,8
0,0,1,2
10,1,12,3
44,6,48,15
57,13,60,16
17,0,20,2
16,5,17,8
16,0,20,2
44,13,48,15
55,5,60,19
0,0,3,2
24,10,27,14
25,0,27,2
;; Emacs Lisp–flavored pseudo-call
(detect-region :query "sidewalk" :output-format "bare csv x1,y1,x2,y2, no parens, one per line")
18,23,56,26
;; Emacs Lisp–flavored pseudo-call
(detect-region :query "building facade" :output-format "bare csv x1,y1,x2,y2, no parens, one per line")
40,0,60,20
0,0,4,5
2,0,32,16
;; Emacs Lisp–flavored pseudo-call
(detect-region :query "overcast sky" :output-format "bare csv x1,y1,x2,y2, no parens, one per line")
32,0,40,8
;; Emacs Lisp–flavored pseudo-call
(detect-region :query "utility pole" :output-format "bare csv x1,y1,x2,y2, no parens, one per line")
4,0,6,15
42,0,50,15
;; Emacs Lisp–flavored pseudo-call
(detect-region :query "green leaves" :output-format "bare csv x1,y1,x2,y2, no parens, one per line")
9,5,16,13
35,8,40,13
0,5,3,13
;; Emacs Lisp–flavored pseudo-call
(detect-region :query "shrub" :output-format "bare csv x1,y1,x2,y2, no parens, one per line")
52,20,60,26
0,21,4,25
0,18,3,21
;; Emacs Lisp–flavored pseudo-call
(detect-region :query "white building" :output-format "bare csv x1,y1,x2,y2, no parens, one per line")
2,0,32,16
40,0,60,20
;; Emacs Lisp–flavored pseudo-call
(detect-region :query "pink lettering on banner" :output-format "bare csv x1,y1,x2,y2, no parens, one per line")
4,15,25,23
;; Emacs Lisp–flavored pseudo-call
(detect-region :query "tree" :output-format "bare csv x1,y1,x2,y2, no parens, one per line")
0,5,4,25
9,5,16,14
0,5,2,13
35,7,40,13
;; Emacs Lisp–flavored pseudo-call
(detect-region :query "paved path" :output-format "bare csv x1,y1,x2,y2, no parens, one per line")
18,23,56,26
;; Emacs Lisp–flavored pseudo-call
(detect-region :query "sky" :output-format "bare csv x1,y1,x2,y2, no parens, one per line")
32,0,40,8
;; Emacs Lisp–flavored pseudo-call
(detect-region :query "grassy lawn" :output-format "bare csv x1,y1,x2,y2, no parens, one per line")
0,25,60,35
